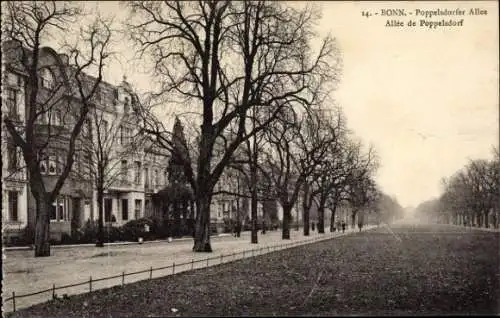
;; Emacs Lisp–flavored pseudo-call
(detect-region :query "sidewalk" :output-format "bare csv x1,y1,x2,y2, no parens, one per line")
3,225,376,312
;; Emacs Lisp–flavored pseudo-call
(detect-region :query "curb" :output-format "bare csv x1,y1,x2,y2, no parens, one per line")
2,226,379,252
3,233,234,252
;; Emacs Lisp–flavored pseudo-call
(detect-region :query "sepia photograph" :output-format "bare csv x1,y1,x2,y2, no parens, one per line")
1,0,499,316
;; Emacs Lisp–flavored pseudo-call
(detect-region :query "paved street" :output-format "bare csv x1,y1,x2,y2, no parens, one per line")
3,226,372,313
7,222,499,317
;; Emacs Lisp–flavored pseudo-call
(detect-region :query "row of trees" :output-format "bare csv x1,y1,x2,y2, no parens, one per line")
415,148,499,228
126,1,402,251
3,1,401,257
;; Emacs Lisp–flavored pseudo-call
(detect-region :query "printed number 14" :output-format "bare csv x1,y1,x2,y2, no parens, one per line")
362,11,372,18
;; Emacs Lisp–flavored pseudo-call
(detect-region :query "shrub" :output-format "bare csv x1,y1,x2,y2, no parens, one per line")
103,225,124,243
210,222,218,236
4,227,32,247
223,218,233,233
60,233,75,245
122,218,156,242
80,219,97,244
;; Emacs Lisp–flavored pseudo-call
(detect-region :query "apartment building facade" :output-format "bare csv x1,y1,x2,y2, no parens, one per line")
2,56,29,241
1,43,169,242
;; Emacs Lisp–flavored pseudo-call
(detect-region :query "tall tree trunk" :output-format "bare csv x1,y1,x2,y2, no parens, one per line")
96,188,104,247
174,201,182,237
262,203,266,235
351,210,357,229
318,196,326,234
251,189,258,243
250,146,258,244
250,120,259,243
193,194,212,252
282,204,292,240
302,183,310,236
330,201,338,232
34,193,51,257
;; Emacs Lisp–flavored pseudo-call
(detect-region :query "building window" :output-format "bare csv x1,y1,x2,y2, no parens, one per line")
124,96,130,113
48,156,57,175
82,118,91,138
8,191,19,222
54,109,62,126
134,161,141,184
40,68,55,89
56,155,63,174
100,119,108,138
58,200,65,221
145,200,151,217
104,198,113,222
50,197,66,221
50,203,57,220
155,169,159,187
40,158,47,174
144,167,149,187
48,108,62,126
7,142,18,171
122,199,129,221
74,153,80,175
120,126,125,145
121,160,128,182
124,127,132,144
6,88,18,119
83,153,91,178
135,199,142,219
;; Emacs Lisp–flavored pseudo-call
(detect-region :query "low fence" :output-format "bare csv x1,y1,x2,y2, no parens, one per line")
4,231,344,313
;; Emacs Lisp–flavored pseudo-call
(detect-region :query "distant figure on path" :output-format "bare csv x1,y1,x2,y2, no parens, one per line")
358,221,363,232
341,220,346,233
236,220,242,237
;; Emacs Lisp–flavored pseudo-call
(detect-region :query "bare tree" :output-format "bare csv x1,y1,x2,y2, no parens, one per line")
300,109,346,234
344,143,378,228
260,106,337,239
439,154,499,228
83,95,146,247
375,191,404,224
127,1,338,251
2,1,112,256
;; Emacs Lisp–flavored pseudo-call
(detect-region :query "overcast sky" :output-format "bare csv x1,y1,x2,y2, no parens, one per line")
80,1,498,208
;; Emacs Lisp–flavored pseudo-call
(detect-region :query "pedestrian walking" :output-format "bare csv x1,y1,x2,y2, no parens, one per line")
341,220,346,233
236,220,242,237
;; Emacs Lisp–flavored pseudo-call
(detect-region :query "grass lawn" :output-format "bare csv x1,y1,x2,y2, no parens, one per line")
8,224,499,317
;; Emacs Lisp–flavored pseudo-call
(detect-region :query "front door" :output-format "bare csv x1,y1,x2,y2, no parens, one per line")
122,199,129,222
71,198,81,231
104,199,113,222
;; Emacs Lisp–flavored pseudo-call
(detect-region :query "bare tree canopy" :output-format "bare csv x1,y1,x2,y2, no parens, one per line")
429,151,500,227
126,0,341,251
